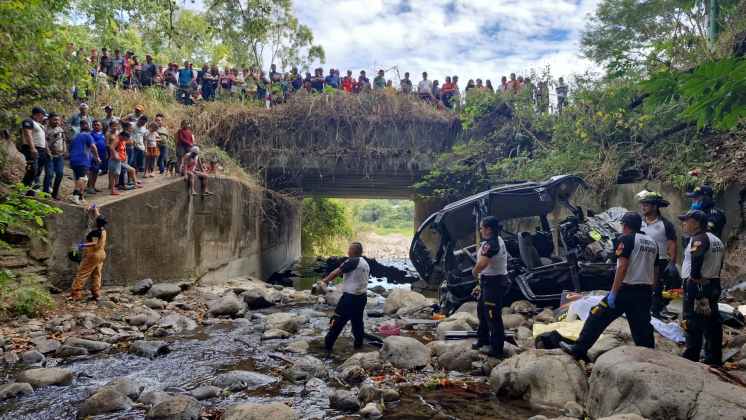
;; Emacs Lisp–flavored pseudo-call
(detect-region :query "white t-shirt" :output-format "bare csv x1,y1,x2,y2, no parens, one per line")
615,233,657,285
133,126,147,150
681,232,724,279
418,79,433,94
479,236,508,276
145,131,159,148
339,257,370,295
22,119,46,148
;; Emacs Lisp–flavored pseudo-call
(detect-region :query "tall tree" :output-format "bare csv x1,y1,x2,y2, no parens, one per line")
205,0,324,69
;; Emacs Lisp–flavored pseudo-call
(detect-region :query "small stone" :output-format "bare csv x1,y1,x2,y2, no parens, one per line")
240,288,275,310
31,337,60,354
102,378,144,400
56,345,88,358
222,403,297,420
564,401,585,417
510,300,536,315
357,383,381,404
139,390,172,407
190,385,222,401
264,312,306,334
99,327,118,336
0,382,33,400
78,388,134,418
21,350,45,365
359,402,382,418
381,388,399,402
131,278,154,295
129,341,170,359
285,340,309,354
144,298,167,310
145,394,201,420
535,308,555,323
330,389,360,412
207,293,244,317
502,314,528,329
16,367,73,387
262,329,291,340
4,351,19,364
340,366,367,384
64,337,111,353
148,283,182,301
213,370,278,390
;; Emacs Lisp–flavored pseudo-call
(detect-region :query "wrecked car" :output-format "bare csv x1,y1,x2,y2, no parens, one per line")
409,175,622,314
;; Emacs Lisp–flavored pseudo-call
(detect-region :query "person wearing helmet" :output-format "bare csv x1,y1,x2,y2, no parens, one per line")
471,216,509,358
560,212,658,360
687,185,727,239
638,191,678,317
679,210,725,366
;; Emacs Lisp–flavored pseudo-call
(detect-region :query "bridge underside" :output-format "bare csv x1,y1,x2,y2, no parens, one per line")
267,168,424,199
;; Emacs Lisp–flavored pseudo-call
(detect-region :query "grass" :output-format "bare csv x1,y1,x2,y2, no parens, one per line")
0,270,54,319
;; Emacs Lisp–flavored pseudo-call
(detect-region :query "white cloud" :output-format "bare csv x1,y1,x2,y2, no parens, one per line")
294,0,602,84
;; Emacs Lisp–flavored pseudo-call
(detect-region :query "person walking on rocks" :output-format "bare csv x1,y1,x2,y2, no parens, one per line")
679,210,725,366
638,191,678,317
561,212,657,360
471,216,509,358
320,242,370,355
70,207,108,301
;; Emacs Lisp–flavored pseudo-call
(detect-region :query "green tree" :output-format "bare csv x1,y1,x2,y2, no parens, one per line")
205,0,325,69
301,198,351,256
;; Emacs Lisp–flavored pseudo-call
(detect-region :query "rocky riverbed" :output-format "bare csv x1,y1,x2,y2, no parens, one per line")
1,276,746,420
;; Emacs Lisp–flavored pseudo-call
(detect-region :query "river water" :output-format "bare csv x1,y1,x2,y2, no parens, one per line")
0,258,551,420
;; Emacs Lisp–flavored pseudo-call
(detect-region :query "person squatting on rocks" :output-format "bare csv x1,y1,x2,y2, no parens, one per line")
320,242,370,354
471,216,509,358
561,212,658,360
70,206,108,301
182,146,211,195
679,210,725,366
637,191,679,318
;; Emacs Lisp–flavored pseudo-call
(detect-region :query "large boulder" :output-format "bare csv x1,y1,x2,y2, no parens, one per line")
16,368,74,387
130,278,154,295
78,388,133,418
490,349,587,409
455,301,479,318
223,403,297,420
383,289,430,315
145,394,201,420
240,288,275,309
208,293,244,317
264,312,306,334
157,313,198,334
446,311,479,328
30,337,60,354
212,370,278,391
129,341,170,359
148,283,183,301
436,318,473,339
0,382,33,400
380,336,430,369
101,378,144,400
0,136,26,184
329,389,360,412
587,346,746,419
340,351,382,371
126,308,161,327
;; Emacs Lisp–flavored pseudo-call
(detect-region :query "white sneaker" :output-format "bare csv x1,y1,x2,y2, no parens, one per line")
70,195,80,205
79,197,87,204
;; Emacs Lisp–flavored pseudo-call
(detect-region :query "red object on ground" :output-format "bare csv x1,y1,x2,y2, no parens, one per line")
377,323,401,336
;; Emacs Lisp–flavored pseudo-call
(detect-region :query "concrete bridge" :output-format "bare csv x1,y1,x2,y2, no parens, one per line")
213,94,461,201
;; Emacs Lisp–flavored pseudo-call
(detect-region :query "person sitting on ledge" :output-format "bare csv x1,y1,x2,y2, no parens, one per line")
182,146,211,196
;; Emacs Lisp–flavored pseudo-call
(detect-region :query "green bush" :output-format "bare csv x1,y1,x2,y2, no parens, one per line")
0,183,62,248
301,197,352,256
0,270,54,318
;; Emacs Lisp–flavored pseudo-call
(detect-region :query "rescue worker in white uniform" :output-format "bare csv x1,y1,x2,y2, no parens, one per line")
638,191,678,317
471,216,509,358
679,210,725,366
320,242,370,353
561,212,657,360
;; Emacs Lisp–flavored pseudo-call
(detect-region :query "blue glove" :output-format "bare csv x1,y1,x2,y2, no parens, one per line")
606,292,617,309
77,242,86,251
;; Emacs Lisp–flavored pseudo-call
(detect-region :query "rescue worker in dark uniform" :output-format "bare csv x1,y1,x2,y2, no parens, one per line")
320,242,370,354
687,185,727,239
638,191,678,317
679,210,725,366
470,216,509,358
561,212,657,360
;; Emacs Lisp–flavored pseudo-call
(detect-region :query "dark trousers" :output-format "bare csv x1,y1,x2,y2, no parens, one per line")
157,145,168,173
20,144,37,187
34,148,49,189
477,275,508,353
682,278,722,366
325,292,367,351
575,285,655,354
134,148,145,172
651,260,671,314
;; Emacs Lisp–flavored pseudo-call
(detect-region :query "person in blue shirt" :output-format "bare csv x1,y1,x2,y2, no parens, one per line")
69,119,99,205
178,61,194,88
325,68,340,89
87,120,108,195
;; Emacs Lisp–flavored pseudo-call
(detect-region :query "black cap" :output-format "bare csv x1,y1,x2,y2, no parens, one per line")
481,216,502,232
621,212,642,232
95,216,108,228
678,210,708,226
31,106,47,116
686,185,714,198
119,131,130,139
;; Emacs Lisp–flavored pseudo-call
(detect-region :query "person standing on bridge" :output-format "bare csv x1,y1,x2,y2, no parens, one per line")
319,242,370,355
471,216,509,358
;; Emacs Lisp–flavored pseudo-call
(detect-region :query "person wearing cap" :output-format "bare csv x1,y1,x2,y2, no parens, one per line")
319,241,370,355
687,185,727,239
68,102,93,137
126,104,145,123
679,210,725,366
68,119,100,205
182,146,210,195
20,107,48,189
101,105,119,132
638,191,678,317
70,207,108,301
471,216,509,358
561,212,658,360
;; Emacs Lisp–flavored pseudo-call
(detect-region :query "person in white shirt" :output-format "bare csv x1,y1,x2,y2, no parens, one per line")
417,72,433,100
319,242,370,354
20,107,48,189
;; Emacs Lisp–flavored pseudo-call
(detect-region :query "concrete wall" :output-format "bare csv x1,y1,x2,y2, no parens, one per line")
47,177,301,288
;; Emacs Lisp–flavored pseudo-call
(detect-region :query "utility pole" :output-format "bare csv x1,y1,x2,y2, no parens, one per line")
708,0,720,48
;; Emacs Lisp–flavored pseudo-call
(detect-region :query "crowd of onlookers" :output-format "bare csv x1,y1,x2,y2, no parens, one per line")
71,45,570,112
18,102,212,205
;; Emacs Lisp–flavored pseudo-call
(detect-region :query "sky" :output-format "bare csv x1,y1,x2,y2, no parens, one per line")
188,0,603,84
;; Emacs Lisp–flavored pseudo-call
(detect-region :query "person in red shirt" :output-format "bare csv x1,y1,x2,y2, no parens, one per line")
176,120,195,174
108,131,137,195
440,76,456,108
342,70,354,93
